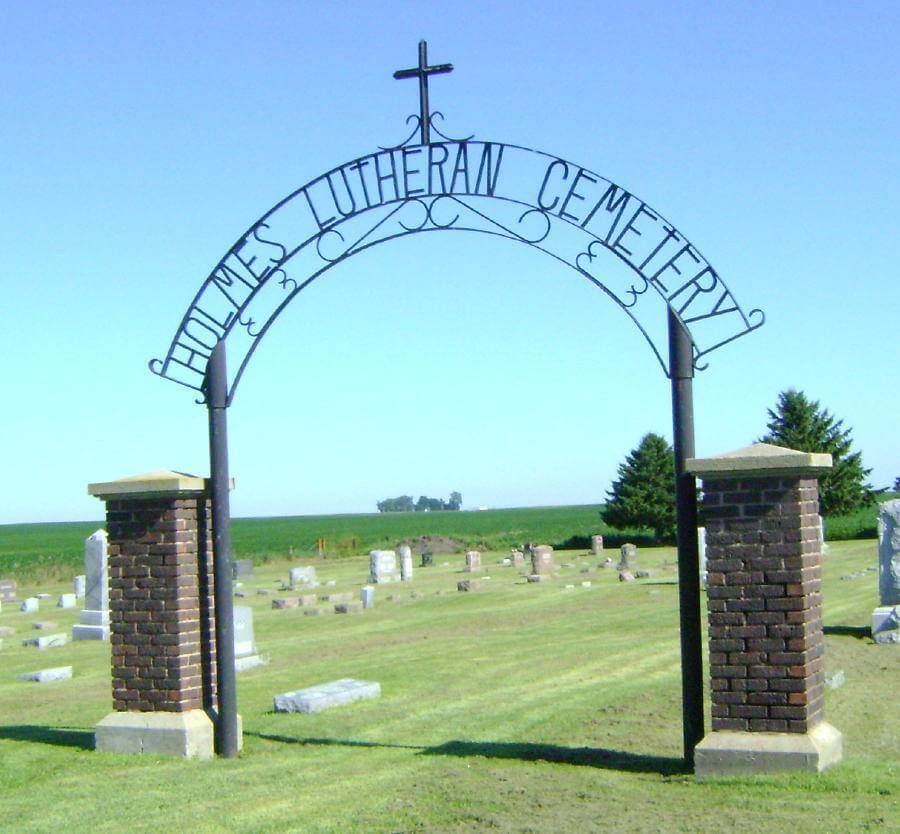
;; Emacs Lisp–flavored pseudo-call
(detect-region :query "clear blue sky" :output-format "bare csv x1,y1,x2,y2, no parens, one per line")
1,1,897,524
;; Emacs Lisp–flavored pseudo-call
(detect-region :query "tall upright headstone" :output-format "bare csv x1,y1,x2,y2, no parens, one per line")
399,545,413,581
686,444,842,777
464,551,482,572
531,545,555,576
873,500,900,644
72,530,110,641
590,535,604,556
697,527,707,587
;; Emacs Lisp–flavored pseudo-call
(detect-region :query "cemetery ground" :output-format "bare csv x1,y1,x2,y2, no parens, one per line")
0,541,897,833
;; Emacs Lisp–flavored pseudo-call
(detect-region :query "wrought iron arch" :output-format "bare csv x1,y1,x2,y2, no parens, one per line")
150,140,763,405
162,40,766,767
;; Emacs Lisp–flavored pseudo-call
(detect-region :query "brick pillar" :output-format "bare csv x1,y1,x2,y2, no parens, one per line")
87,470,234,759
686,444,842,778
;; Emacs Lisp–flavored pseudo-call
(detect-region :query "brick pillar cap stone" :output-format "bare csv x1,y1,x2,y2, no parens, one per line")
685,443,832,480
87,469,234,499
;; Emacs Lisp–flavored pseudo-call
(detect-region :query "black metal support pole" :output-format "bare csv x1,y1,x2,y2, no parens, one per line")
668,306,704,769
206,341,239,758
418,40,430,145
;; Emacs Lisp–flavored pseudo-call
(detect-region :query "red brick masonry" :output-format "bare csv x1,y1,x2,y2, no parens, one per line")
703,477,824,733
104,496,216,712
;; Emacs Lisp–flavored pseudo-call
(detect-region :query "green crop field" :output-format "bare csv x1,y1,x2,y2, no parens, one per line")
0,540,896,833
1,496,891,580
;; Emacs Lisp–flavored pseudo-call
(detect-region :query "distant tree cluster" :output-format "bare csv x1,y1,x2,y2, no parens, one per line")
377,491,462,513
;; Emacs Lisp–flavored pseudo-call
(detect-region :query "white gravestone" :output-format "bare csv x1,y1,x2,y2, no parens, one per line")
698,527,707,587
20,597,39,613
399,546,413,581
360,586,375,609
18,666,72,683
72,529,110,641
58,593,77,609
289,566,317,589
368,550,398,583
23,633,67,649
233,605,266,672
274,679,381,713
73,575,86,598
819,515,830,555
873,500,900,644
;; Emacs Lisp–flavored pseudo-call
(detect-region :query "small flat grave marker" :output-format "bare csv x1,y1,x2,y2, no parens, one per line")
274,678,381,713
23,633,67,650
17,666,72,683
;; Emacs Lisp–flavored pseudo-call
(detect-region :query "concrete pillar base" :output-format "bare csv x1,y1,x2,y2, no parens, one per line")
695,722,842,779
94,709,241,759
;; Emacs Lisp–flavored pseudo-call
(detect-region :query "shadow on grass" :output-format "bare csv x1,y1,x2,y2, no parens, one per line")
0,725,94,751
250,733,685,775
824,625,871,640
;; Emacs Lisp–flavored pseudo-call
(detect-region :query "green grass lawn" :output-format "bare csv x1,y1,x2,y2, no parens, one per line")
0,540,897,833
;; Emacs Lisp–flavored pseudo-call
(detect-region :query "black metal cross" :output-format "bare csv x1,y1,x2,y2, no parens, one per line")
393,40,453,145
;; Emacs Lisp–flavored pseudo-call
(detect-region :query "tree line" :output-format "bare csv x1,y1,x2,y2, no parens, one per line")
603,389,876,542
377,492,462,513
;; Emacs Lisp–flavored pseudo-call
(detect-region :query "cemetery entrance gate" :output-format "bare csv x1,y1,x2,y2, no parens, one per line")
149,42,764,763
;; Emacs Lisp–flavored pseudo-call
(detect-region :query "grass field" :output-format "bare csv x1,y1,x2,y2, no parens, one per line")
1,495,892,580
0,540,897,833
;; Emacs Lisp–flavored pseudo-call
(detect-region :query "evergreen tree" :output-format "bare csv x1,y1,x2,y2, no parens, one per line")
760,389,873,515
602,433,676,541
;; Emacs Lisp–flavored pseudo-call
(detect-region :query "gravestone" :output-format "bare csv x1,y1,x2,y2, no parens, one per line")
0,579,16,603
289,566,317,589
17,666,72,683
619,543,637,569
360,586,375,609
274,679,381,713
233,605,266,672
591,535,604,556
531,545,555,576
335,602,363,614
511,550,525,567
73,575,86,598
698,527,707,586
58,593,77,609
233,559,254,580
399,545,413,581
22,633,67,649
369,550,399,583
873,500,900,644
464,551,481,572
72,530,110,641
457,579,481,592
420,552,433,567
20,597,39,613
818,515,829,555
